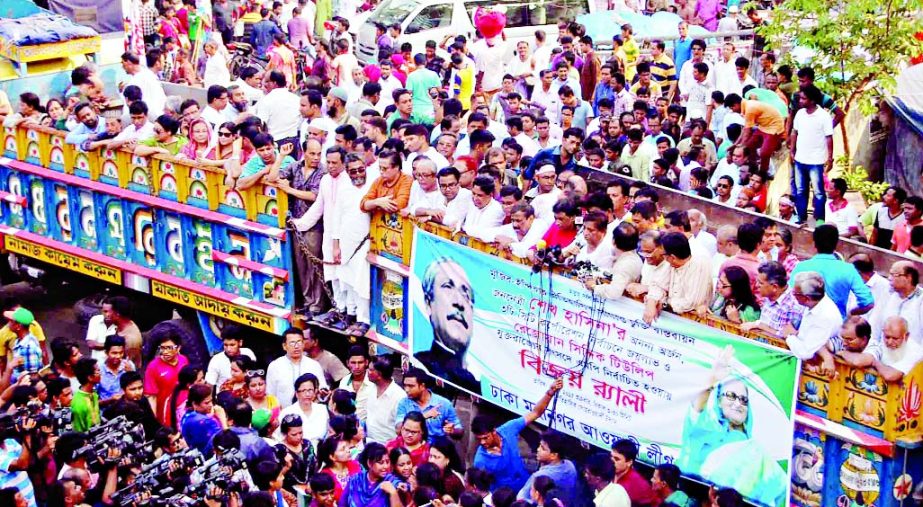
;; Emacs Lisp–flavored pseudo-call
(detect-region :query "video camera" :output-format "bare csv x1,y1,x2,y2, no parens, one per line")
34,406,72,433
75,416,152,472
111,449,204,507
571,260,613,283
112,448,249,507
186,449,250,500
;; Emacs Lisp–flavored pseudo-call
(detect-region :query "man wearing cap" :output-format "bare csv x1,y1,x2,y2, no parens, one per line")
529,165,564,222
718,5,740,34
326,87,360,130
0,301,46,371
6,307,42,383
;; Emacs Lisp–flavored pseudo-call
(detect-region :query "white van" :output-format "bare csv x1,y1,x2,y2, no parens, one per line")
355,0,595,65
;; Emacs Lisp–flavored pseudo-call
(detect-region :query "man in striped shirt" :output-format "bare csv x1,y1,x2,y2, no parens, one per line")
0,435,36,507
648,40,677,101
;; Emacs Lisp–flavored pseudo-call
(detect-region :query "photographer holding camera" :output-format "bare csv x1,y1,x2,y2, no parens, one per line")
0,410,37,507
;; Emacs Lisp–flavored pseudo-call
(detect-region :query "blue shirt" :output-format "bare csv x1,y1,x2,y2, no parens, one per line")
181,410,222,455
250,20,282,57
0,439,36,507
593,83,614,115
394,392,462,439
64,120,107,146
98,360,134,401
566,100,593,131
526,146,578,181
240,154,295,178
473,417,529,492
517,460,580,506
11,334,42,383
673,38,693,79
789,254,874,318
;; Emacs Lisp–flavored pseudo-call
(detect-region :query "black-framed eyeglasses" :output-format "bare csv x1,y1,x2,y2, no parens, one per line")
218,131,234,137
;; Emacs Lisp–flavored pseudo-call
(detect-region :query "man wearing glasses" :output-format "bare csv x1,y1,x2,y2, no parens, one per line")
406,158,444,221
266,328,328,408
143,334,189,427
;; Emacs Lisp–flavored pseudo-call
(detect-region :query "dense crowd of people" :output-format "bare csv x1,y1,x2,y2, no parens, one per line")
0,0,921,506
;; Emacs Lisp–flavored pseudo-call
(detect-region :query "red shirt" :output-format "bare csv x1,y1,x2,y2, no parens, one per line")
143,354,189,426
749,185,768,212
617,468,657,507
541,224,578,250
893,218,922,253
319,461,362,501
386,436,431,467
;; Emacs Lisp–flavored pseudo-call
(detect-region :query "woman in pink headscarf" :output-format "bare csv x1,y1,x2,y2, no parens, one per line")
178,118,213,160
389,54,407,86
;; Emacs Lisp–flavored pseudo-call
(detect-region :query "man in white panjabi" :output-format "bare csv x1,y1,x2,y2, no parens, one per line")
290,145,349,327
331,153,379,336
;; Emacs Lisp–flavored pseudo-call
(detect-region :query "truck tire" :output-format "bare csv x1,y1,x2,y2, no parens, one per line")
143,318,209,371
73,293,107,327
74,293,174,331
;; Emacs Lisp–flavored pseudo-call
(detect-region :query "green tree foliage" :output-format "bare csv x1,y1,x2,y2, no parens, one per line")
761,0,923,153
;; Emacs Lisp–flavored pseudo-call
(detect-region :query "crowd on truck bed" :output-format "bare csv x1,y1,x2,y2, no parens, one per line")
1,0,922,506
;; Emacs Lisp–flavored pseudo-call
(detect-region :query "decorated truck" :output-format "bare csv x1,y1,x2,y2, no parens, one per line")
2,122,922,506
0,123,295,363
363,213,923,504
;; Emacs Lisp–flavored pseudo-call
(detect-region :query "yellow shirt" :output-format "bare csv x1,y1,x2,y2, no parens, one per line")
630,81,663,98
0,321,46,357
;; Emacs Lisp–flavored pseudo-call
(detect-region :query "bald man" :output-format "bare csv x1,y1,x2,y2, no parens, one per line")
817,316,879,375
873,316,923,382
712,225,739,284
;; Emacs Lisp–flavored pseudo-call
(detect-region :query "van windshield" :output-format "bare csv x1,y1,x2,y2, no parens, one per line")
368,0,422,27
463,0,589,28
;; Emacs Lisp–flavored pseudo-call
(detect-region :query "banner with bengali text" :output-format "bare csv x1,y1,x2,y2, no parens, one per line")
408,229,800,507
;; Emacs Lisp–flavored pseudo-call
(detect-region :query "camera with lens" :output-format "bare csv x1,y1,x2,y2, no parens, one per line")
77,416,150,472
34,407,72,433
183,448,249,501
571,260,613,283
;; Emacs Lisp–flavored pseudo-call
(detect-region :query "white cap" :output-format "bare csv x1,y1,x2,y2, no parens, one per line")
728,5,739,13
536,164,556,176
308,117,337,133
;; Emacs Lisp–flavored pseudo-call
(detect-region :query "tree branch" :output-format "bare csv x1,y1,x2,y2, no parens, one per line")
843,75,874,114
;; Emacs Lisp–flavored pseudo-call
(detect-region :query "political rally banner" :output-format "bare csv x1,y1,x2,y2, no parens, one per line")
408,229,801,507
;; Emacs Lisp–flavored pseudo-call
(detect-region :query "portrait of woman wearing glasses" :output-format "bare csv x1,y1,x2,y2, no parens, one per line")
275,372,329,448
676,346,786,507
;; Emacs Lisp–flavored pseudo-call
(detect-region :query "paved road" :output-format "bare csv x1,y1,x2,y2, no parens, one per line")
1,281,92,356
